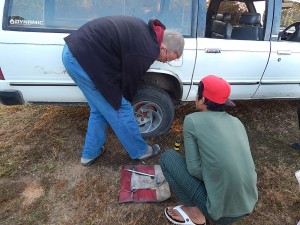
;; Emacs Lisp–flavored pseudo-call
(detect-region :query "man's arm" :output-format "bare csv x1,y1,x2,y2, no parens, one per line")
184,116,203,180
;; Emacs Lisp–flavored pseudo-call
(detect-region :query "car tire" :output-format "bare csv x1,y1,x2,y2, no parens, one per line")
131,86,174,137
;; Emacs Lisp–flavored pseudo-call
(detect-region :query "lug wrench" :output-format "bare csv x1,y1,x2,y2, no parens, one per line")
125,169,161,185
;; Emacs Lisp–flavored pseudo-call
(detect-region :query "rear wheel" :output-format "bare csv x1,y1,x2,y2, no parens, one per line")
131,86,174,137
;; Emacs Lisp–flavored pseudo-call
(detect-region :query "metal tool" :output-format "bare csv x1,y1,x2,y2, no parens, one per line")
125,169,155,178
125,169,161,185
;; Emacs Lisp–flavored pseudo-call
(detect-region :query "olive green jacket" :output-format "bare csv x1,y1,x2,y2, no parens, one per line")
184,111,258,220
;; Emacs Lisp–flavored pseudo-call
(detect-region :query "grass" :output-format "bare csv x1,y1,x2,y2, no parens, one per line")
0,100,300,225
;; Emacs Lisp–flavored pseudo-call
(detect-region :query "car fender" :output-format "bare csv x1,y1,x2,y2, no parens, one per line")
144,68,183,102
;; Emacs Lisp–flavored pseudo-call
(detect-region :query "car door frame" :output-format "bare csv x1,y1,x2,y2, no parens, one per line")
254,0,300,99
186,0,273,102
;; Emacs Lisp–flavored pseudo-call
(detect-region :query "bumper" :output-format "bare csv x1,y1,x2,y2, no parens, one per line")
0,90,24,105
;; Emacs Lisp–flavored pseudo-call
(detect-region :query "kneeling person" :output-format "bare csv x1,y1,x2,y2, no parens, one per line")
160,75,258,225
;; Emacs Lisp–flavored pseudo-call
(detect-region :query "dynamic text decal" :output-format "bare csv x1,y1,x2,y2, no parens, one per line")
10,19,44,26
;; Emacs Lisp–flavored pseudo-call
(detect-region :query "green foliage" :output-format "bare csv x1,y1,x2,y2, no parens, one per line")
281,2,300,27
218,1,248,25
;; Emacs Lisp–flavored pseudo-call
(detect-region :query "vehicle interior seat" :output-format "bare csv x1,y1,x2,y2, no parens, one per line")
211,13,232,39
215,13,224,21
231,12,262,40
215,13,232,23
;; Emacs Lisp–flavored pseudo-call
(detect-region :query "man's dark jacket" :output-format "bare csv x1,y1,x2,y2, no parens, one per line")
64,16,165,110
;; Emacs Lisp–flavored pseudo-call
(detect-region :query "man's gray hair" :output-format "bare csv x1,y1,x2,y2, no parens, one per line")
162,30,185,58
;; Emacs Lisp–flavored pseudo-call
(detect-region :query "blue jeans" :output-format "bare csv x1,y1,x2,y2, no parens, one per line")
62,44,148,159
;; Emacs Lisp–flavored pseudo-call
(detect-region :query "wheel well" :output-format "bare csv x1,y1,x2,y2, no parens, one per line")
141,72,182,103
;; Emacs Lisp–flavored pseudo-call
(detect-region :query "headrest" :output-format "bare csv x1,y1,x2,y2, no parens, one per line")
223,13,232,22
215,14,224,21
239,13,261,25
215,13,231,22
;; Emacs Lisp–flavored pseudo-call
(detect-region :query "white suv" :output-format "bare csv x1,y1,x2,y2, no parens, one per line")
0,0,300,136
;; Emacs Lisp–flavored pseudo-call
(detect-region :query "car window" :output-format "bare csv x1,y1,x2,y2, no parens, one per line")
206,0,266,41
253,1,265,25
217,0,248,26
278,0,300,41
55,0,122,21
281,0,300,28
4,0,193,36
160,0,193,36
7,0,44,27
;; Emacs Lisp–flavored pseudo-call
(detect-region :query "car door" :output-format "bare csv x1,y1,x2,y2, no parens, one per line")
186,0,271,101
254,0,300,99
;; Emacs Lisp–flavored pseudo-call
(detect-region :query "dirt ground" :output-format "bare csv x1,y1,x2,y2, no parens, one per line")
0,100,300,225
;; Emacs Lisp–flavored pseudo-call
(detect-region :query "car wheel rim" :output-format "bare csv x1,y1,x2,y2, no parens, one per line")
133,101,163,134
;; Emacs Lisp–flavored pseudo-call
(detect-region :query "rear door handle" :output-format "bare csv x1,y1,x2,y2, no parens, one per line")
277,50,291,55
205,48,221,53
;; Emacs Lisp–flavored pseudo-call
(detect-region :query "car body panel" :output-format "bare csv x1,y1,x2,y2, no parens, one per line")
189,38,270,101
0,0,300,106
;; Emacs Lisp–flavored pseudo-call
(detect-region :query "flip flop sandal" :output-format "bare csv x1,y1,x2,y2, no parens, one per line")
164,205,206,225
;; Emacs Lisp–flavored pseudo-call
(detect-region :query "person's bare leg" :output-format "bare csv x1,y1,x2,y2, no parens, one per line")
167,206,206,224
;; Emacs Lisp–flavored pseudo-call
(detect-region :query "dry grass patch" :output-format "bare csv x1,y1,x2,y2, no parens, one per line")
0,101,300,225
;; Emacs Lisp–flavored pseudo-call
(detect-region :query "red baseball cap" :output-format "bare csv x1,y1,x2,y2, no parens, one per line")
201,75,235,106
